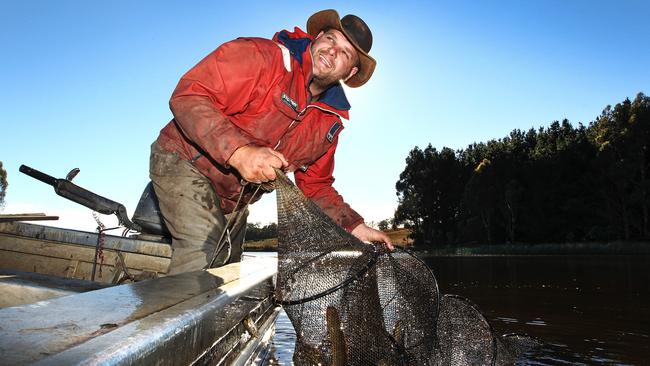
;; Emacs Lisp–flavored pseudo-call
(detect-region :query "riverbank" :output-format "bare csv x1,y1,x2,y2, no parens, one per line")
243,228,413,251
245,230,650,255
413,241,650,257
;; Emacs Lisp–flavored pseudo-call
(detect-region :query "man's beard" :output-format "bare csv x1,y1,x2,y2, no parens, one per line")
311,72,341,91
311,49,345,91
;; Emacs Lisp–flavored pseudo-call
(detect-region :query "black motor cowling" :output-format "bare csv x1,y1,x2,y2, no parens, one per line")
132,182,170,237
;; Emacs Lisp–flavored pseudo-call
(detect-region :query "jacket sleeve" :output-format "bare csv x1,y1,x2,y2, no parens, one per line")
294,139,365,232
169,38,266,165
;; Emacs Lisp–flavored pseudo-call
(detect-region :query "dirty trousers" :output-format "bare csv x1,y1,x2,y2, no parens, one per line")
149,142,247,275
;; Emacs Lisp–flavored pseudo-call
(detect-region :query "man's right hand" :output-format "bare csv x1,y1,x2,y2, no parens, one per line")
228,145,289,183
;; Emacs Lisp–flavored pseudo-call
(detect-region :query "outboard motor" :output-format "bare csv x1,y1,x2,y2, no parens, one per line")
19,165,170,241
131,182,170,239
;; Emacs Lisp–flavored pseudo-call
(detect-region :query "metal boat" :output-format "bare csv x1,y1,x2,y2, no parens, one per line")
0,164,280,365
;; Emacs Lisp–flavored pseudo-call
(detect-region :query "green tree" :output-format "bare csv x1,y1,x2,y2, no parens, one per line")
245,222,278,241
395,145,465,247
394,147,427,243
0,161,7,210
462,158,499,244
503,179,524,243
589,94,650,239
395,92,648,246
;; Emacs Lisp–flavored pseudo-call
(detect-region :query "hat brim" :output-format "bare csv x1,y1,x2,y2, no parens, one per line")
307,9,376,88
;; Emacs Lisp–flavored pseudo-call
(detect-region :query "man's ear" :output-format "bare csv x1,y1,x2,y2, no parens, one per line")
315,30,325,39
343,66,359,82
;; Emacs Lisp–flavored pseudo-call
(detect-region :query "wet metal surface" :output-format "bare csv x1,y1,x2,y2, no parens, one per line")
0,270,109,308
232,306,281,366
0,256,277,365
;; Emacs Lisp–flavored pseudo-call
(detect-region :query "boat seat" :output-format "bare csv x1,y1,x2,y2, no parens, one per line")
132,182,170,237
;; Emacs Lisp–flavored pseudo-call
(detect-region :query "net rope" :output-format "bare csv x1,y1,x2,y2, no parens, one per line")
274,171,540,365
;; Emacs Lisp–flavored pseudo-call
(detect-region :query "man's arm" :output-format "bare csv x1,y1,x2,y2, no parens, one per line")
169,38,282,173
294,141,393,248
170,94,253,166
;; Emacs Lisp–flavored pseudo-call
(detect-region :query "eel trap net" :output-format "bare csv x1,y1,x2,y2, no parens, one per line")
274,172,539,365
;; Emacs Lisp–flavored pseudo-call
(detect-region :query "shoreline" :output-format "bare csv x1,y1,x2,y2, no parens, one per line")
414,241,650,256
245,235,650,256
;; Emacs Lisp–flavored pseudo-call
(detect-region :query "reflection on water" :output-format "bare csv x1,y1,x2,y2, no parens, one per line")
263,309,295,365
263,255,650,365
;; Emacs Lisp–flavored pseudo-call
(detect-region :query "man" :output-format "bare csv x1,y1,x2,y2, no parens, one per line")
150,9,392,274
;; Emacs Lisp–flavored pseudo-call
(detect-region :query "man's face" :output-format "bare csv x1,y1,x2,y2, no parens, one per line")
310,29,359,87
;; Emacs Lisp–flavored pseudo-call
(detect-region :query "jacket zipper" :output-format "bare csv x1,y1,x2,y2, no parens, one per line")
274,104,342,150
273,104,342,175
298,104,343,119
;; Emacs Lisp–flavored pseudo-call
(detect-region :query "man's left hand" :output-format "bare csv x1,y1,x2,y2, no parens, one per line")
351,223,394,250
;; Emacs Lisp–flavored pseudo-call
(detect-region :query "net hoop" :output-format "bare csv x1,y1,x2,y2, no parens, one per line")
276,245,380,306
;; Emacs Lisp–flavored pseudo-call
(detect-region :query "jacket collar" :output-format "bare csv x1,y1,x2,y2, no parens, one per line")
316,83,351,111
274,27,351,117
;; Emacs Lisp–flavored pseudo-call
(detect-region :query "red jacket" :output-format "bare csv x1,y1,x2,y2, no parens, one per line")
155,27,364,231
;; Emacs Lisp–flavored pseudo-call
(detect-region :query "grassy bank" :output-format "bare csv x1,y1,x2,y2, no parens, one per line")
245,229,650,255
243,237,278,251
243,228,413,251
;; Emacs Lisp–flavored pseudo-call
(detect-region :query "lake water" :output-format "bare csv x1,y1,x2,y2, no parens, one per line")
262,254,650,365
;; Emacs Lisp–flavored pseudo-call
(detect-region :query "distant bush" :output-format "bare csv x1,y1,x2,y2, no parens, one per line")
245,222,278,241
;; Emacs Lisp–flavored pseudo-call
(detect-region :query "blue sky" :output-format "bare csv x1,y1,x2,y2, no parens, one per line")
1,1,648,231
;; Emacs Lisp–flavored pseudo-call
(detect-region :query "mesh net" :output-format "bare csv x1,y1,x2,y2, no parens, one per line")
274,172,540,365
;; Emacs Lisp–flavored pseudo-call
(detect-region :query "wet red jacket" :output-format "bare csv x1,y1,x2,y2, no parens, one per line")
155,27,364,231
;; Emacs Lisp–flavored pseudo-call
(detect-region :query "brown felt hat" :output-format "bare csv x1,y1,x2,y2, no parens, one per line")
307,9,376,88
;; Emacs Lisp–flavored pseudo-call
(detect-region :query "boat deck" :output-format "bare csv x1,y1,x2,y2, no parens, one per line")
0,222,279,366
0,221,172,283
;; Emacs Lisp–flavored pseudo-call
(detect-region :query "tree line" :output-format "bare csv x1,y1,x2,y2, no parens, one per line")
394,93,650,247
246,222,278,241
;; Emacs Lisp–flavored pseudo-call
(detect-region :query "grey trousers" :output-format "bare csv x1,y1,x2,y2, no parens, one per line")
149,142,248,274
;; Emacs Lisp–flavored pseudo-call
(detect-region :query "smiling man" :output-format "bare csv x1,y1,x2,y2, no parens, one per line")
310,28,360,93
150,9,392,274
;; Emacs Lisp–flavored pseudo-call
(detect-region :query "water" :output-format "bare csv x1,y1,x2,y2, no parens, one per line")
263,254,650,365
263,309,296,365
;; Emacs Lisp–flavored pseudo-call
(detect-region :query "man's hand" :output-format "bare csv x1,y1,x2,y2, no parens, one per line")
351,223,394,250
228,145,289,183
